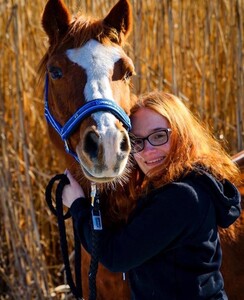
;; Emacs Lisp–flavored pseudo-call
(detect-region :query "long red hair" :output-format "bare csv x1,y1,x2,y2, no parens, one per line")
128,91,240,197
105,91,241,223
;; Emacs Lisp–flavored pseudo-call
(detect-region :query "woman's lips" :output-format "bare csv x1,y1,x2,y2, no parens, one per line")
145,157,165,165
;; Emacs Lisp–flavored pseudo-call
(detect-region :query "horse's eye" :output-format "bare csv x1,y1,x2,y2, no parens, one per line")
124,71,133,81
48,66,63,79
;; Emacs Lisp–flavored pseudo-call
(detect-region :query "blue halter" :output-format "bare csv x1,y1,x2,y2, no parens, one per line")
44,74,131,162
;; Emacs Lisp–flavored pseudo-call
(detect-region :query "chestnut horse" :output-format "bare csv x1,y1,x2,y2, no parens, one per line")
41,0,135,185
220,150,244,300
40,0,134,298
40,0,244,299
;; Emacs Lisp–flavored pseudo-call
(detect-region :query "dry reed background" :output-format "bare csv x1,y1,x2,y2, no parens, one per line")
0,0,243,299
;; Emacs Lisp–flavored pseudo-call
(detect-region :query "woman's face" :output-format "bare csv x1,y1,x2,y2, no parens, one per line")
130,107,171,175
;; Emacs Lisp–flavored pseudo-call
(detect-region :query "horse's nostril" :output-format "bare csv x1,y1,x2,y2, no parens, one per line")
121,133,129,152
84,131,99,158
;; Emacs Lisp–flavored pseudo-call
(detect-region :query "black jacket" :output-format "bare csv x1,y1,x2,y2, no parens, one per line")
70,170,241,299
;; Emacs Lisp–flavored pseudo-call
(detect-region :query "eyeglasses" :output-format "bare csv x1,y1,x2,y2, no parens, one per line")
130,129,172,153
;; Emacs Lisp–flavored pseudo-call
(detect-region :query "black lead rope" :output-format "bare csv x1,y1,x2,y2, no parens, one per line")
45,174,83,300
45,174,102,300
89,185,103,300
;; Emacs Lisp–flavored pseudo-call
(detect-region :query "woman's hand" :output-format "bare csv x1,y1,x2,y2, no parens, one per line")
62,169,85,208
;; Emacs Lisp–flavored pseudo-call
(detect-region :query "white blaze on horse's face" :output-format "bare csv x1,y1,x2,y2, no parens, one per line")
66,39,131,180
67,39,121,100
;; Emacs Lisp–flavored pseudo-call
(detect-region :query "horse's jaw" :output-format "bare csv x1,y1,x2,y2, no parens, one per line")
79,162,132,186
81,167,119,183
78,152,130,184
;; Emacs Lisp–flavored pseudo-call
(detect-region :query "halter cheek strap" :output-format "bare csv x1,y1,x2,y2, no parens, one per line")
44,74,131,162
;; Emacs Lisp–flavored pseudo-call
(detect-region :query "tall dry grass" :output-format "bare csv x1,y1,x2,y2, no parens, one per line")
0,0,243,299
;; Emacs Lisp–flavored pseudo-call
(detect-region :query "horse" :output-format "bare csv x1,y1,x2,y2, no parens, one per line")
40,0,135,184
220,150,244,300
40,0,134,298
40,0,244,299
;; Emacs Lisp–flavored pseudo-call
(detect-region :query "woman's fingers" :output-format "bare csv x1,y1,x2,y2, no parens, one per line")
62,169,85,207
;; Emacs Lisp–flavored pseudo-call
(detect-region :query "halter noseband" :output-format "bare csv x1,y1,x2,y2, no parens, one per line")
44,74,131,162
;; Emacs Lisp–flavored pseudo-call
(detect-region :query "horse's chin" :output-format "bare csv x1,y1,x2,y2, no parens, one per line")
81,166,117,183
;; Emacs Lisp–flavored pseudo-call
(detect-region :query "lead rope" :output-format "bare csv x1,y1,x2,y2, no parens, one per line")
45,175,102,300
88,183,103,300
45,174,83,299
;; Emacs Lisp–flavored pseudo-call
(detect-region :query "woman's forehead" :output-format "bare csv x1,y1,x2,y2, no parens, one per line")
131,107,169,136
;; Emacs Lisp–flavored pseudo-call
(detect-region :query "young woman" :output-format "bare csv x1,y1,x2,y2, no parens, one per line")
62,91,241,299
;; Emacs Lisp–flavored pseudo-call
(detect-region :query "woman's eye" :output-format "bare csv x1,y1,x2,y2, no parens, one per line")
133,139,142,146
48,66,63,79
153,133,166,141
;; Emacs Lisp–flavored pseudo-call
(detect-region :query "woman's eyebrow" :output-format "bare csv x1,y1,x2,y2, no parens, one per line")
131,127,167,138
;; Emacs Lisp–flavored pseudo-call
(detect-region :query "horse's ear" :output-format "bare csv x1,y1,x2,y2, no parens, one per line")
103,0,133,44
42,0,71,44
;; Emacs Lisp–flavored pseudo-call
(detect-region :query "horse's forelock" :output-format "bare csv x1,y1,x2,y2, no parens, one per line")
68,16,120,48
38,15,121,80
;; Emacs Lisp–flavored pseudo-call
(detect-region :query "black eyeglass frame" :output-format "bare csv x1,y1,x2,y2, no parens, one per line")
130,128,172,154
